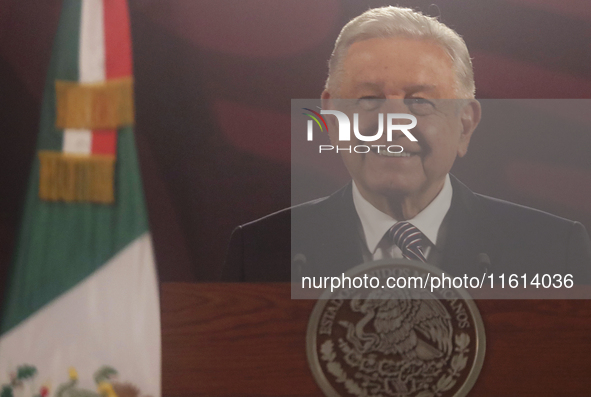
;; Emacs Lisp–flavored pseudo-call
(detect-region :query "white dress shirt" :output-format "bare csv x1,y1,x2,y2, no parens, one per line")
352,174,453,262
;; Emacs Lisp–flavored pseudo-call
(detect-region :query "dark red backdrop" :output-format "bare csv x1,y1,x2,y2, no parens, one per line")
1,0,590,292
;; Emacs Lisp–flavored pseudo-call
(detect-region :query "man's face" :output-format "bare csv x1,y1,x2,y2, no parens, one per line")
323,37,479,206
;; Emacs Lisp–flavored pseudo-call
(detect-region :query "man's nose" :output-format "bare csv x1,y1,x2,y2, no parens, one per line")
382,100,415,127
382,98,409,114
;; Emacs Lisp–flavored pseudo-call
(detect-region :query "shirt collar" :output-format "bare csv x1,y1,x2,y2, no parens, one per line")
352,174,453,254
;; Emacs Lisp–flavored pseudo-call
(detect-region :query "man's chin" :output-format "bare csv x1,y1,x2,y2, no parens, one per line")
362,180,424,200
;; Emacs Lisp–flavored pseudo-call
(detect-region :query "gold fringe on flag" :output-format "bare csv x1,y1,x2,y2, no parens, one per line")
55,77,134,130
38,151,116,204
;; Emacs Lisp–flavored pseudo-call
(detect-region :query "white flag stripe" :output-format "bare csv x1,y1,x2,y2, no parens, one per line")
63,0,107,153
63,129,93,154
0,233,161,396
79,0,105,83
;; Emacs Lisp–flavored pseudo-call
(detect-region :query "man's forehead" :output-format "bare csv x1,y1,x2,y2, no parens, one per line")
354,81,439,94
340,37,456,96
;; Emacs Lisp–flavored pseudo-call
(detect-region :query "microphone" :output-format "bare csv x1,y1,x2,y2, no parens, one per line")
292,253,307,279
477,253,491,275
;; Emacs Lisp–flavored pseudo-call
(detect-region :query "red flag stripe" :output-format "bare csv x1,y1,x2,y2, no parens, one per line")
92,130,117,155
104,0,133,79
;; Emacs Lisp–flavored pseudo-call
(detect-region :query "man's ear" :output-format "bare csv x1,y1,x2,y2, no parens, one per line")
321,89,332,110
457,99,481,158
321,90,339,144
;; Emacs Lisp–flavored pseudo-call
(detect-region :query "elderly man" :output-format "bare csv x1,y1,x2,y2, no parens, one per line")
223,6,591,282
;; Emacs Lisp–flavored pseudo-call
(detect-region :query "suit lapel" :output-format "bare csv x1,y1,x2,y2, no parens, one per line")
314,183,365,275
440,175,493,277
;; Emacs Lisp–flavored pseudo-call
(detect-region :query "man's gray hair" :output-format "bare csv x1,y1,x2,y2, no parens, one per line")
325,6,475,98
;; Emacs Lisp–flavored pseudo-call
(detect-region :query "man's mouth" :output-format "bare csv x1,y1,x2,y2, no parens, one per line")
371,147,416,157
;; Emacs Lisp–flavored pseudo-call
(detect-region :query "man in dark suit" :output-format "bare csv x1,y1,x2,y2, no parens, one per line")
223,6,591,283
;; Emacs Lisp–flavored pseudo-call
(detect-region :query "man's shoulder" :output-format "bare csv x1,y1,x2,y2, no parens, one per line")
237,185,351,232
241,197,325,225
466,191,590,279
451,175,578,233
473,191,578,233
223,187,354,281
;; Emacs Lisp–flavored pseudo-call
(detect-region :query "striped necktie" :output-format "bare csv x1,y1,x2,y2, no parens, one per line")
387,221,428,262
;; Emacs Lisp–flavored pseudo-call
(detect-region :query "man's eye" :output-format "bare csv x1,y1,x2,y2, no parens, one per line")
357,97,384,111
404,98,434,106
404,98,436,115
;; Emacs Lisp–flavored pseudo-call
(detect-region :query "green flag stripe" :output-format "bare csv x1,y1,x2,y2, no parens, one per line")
1,1,149,334
38,0,80,153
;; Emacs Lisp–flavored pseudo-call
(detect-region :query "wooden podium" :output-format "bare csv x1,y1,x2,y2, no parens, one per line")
161,283,591,396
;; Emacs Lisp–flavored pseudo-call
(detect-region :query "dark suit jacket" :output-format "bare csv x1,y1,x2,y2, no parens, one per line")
223,176,591,283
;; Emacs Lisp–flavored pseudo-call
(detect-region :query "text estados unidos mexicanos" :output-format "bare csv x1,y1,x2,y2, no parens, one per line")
302,273,574,293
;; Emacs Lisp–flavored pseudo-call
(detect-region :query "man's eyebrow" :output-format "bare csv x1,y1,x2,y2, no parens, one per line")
353,83,438,94
356,82,383,91
404,84,437,93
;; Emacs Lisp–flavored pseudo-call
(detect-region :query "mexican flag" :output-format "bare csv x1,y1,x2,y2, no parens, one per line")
0,1,161,396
